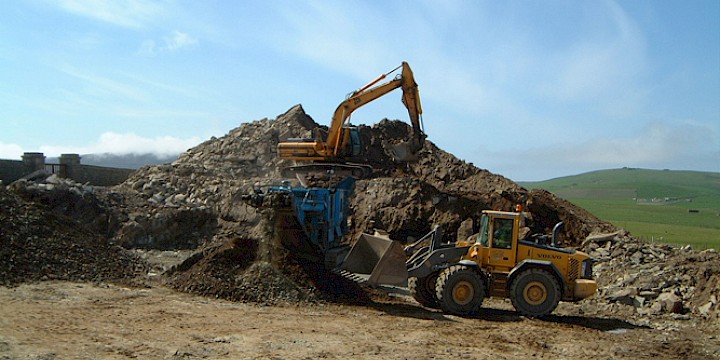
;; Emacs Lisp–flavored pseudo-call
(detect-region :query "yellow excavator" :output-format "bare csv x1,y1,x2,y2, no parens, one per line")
277,62,425,179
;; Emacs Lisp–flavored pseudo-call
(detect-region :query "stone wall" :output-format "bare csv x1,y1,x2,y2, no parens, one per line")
0,159,28,184
0,153,134,186
72,164,134,186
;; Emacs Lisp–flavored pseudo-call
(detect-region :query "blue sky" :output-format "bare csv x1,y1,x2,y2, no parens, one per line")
1,0,718,181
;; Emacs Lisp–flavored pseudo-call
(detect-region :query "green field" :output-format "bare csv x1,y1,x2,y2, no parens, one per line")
520,168,720,249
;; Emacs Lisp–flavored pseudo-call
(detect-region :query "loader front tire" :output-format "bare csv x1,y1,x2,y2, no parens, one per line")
435,265,485,316
510,268,561,318
409,274,439,309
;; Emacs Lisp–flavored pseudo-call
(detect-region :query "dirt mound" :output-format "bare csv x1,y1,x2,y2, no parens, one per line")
113,105,612,248
1,103,716,324
0,185,147,286
104,104,614,304
166,215,370,304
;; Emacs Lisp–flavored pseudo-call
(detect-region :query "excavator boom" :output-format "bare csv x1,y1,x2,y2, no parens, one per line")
277,62,425,169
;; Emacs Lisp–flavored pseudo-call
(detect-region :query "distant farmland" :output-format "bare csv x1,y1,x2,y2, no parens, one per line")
520,168,720,249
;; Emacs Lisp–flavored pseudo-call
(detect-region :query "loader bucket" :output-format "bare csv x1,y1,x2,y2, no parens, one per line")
339,233,408,287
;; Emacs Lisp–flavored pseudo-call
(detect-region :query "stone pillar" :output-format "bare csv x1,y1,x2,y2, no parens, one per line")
22,152,45,174
59,153,81,180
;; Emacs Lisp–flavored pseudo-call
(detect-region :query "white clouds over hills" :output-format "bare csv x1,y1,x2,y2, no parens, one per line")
0,132,200,160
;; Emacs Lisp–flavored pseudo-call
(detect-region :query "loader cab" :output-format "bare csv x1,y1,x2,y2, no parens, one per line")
476,211,520,273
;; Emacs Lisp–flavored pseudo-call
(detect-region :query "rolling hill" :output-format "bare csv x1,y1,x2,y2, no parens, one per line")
47,153,179,170
520,168,720,249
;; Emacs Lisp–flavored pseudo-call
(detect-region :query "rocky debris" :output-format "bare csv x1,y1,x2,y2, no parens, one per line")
582,230,720,320
0,187,147,286
2,103,716,321
103,104,615,304
165,215,370,305
9,173,119,237
111,105,613,250
10,172,95,195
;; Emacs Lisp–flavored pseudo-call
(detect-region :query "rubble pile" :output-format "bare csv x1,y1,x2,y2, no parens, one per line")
111,105,612,248
107,108,311,249
1,103,716,321
0,185,147,286
582,231,719,320
165,214,370,304
8,173,115,236
101,105,615,303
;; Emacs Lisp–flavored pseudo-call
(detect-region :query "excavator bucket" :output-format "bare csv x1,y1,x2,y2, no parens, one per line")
385,141,419,162
338,233,408,287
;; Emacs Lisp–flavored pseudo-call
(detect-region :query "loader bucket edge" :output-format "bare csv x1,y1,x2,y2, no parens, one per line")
339,233,408,287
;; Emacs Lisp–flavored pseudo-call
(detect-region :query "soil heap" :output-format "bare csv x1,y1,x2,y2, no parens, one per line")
2,104,715,321
113,105,614,246
105,105,614,304
0,177,147,286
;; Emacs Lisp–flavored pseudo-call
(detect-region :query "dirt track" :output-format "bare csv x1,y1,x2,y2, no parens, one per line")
1,282,717,359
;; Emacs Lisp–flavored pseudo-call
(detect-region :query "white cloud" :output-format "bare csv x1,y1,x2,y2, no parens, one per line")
0,142,24,160
138,31,198,56
477,120,720,181
38,132,201,157
164,31,197,51
55,0,163,28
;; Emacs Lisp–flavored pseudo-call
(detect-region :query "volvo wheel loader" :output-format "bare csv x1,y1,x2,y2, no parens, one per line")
342,209,597,318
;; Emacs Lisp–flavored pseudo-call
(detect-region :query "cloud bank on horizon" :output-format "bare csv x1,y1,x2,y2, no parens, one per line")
0,0,717,181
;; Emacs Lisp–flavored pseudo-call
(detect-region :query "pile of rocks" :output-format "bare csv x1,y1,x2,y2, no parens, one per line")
111,105,614,249
583,231,719,320
6,103,714,319
8,173,120,238
0,186,147,286
103,105,618,303
9,172,94,196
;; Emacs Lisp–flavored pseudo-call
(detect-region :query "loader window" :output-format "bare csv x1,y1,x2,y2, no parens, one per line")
492,218,514,249
478,215,489,246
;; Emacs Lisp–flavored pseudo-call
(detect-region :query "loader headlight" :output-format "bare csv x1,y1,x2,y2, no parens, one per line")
581,259,593,279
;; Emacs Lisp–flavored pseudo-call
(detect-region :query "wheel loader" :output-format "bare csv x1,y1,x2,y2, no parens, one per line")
341,209,597,317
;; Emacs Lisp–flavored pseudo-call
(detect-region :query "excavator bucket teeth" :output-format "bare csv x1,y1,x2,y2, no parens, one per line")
385,141,419,162
339,233,408,287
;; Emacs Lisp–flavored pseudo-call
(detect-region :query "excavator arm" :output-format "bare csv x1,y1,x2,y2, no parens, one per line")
278,62,425,165
325,62,424,158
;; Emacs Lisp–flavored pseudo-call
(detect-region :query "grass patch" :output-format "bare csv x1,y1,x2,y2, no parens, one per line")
521,168,720,250
609,221,719,250
568,198,720,250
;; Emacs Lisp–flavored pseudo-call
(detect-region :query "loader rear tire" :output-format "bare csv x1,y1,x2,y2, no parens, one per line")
510,268,561,318
435,265,485,316
408,274,439,309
